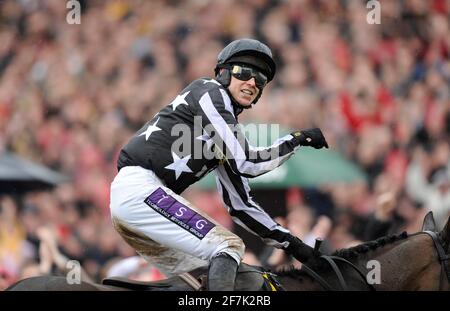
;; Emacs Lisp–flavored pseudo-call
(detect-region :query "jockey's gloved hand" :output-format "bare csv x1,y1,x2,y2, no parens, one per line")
283,235,321,266
292,128,329,149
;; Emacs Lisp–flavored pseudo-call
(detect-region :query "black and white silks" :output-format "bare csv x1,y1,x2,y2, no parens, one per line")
118,78,302,248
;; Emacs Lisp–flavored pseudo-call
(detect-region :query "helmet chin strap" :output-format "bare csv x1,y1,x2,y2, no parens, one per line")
215,68,264,113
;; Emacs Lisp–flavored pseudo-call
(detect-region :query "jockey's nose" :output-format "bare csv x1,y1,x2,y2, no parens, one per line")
246,77,256,87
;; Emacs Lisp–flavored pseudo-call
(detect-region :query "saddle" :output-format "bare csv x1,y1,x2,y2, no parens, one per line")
102,263,283,291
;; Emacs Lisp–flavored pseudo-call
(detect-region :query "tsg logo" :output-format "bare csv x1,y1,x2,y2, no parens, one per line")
366,0,381,25
66,0,81,25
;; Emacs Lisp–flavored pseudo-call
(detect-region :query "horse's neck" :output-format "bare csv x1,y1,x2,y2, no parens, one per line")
349,239,420,290
277,241,411,291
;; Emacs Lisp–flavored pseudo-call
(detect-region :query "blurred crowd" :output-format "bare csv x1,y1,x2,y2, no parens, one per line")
1,0,450,289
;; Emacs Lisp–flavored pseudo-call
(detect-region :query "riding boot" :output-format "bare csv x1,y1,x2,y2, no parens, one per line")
207,252,238,291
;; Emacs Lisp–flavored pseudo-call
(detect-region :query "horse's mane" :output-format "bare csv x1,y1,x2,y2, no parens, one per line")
276,231,408,280
332,231,408,260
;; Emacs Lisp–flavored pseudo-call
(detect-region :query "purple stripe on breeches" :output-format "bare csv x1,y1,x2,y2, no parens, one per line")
145,187,215,239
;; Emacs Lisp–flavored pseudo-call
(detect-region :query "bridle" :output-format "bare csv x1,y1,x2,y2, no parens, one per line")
301,231,450,291
422,231,450,290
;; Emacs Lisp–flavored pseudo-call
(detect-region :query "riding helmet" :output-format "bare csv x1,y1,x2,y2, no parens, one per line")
215,38,276,84
214,38,276,107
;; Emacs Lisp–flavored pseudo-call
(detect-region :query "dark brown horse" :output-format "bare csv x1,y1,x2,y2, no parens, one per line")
7,212,450,291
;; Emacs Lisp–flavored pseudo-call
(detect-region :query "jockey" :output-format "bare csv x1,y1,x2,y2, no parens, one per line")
110,38,329,291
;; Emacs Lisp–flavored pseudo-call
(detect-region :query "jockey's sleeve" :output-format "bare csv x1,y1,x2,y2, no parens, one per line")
214,163,291,248
197,87,300,178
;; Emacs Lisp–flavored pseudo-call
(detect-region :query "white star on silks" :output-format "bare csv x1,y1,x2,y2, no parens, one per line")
202,79,221,86
138,117,162,141
164,152,193,180
196,132,214,150
170,91,190,111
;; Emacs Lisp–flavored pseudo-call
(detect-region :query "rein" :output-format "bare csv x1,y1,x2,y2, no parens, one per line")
301,255,376,291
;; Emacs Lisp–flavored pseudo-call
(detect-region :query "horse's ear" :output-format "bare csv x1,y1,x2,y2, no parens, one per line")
439,216,450,244
422,211,436,231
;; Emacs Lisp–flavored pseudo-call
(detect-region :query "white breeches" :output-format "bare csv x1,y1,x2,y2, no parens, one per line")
110,166,244,277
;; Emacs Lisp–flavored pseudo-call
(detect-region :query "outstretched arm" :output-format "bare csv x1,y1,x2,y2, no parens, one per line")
198,87,328,178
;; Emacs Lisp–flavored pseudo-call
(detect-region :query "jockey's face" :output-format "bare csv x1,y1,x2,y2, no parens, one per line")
227,75,260,107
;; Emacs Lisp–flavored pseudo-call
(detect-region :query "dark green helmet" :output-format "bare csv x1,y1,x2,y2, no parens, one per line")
215,38,276,82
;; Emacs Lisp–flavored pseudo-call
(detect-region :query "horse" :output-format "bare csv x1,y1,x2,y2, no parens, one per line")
7,212,449,291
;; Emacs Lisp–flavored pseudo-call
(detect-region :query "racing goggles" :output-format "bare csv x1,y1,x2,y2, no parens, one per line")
230,65,268,89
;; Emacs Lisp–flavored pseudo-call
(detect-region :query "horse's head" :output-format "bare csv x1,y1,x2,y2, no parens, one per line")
321,211,450,291
375,212,450,290
267,212,450,291
417,212,450,290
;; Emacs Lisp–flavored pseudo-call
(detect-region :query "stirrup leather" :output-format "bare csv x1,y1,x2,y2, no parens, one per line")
179,272,202,291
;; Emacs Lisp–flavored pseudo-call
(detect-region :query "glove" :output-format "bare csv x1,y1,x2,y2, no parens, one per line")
292,128,329,149
283,235,321,265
